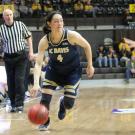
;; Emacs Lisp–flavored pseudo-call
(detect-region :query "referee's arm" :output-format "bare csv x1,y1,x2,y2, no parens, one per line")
26,35,34,60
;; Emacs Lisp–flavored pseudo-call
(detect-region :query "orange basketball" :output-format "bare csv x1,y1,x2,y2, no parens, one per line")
28,104,49,125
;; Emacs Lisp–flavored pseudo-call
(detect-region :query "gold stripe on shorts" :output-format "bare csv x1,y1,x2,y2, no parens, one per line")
65,88,75,93
64,79,80,89
42,79,58,87
40,88,54,95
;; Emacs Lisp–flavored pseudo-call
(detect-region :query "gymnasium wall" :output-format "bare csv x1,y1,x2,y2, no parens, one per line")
32,29,135,61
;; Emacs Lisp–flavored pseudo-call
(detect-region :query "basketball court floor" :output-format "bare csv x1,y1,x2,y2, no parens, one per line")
0,79,135,135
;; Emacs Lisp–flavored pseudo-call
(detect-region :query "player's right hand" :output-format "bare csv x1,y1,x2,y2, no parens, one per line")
30,85,40,98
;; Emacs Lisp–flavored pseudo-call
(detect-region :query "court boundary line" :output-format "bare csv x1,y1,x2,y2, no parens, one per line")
0,96,41,111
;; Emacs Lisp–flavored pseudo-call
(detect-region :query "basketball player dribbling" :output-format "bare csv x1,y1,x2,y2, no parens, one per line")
30,11,94,131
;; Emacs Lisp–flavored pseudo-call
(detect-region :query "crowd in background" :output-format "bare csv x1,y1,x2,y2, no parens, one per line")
95,38,135,83
0,0,134,18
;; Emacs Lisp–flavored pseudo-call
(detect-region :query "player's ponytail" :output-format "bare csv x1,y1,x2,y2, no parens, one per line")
42,25,51,35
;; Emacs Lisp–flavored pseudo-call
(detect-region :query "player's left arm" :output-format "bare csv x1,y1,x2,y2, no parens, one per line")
68,31,94,78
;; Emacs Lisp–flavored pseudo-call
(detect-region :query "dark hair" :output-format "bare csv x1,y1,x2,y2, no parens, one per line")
42,11,62,34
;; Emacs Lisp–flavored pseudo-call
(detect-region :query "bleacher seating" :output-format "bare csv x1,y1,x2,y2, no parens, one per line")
80,62,126,80
0,0,134,18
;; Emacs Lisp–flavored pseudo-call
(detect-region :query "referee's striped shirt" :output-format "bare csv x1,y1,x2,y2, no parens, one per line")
0,21,31,54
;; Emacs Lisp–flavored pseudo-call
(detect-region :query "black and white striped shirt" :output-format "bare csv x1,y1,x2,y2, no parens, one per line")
0,21,31,54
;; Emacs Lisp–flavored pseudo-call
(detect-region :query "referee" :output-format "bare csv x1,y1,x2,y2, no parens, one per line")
0,9,34,113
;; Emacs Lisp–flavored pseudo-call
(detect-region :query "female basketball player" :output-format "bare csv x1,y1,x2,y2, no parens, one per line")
30,11,94,131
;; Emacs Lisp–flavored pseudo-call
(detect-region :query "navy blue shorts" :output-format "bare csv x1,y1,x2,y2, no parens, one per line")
42,66,82,98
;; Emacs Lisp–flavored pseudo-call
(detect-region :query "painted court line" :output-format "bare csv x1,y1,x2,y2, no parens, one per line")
112,108,135,114
0,96,40,111
0,118,25,120
121,98,135,102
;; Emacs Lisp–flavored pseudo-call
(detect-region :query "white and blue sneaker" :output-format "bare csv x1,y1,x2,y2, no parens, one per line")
16,106,23,113
38,118,50,131
58,96,66,120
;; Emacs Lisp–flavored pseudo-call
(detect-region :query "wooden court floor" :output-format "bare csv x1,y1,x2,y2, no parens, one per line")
0,87,135,135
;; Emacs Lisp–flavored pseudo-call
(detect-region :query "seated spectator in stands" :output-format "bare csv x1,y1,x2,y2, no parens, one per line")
118,40,131,67
31,1,42,17
19,1,30,18
2,0,12,4
95,4,106,17
61,0,73,16
107,46,119,67
74,0,84,17
83,0,94,17
14,4,20,18
95,45,108,67
42,1,54,16
123,8,133,26
14,0,21,6
119,39,130,51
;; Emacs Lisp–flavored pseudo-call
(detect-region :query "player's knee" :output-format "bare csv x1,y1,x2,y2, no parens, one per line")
64,97,75,109
40,93,52,109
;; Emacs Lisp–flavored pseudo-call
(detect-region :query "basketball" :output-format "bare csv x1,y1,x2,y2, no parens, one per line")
28,104,49,125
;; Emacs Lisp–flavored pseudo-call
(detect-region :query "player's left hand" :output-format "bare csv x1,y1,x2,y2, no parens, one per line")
86,65,95,78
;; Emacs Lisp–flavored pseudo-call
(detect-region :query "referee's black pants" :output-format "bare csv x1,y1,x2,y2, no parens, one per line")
4,50,27,108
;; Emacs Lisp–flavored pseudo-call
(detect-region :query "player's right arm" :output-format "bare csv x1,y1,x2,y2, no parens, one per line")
30,36,48,97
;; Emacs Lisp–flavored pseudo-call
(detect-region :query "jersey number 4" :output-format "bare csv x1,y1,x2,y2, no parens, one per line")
57,54,63,62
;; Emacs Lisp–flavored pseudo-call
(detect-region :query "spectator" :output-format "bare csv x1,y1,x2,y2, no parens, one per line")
107,46,119,67
123,8,133,26
118,40,131,67
96,45,108,67
61,0,73,16
74,0,84,17
31,1,42,17
83,0,94,17
42,1,54,16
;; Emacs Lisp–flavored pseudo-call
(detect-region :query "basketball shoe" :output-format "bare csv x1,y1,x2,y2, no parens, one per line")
10,106,23,113
16,106,23,113
38,117,50,131
10,107,16,112
58,96,66,120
